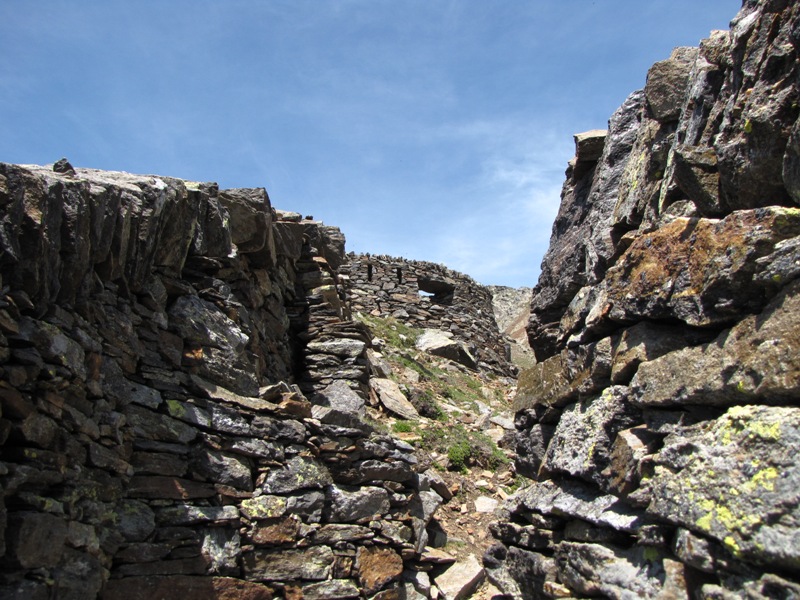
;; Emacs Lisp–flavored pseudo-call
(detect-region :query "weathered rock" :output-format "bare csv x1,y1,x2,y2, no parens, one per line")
645,47,699,122
574,130,607,163
631,280,800,407
356,546,403,596
434,554,485,600
514,337,612,412
369,378,419,420
415,329,478,370
602,425,663,498
314,380,365,417
243,546,333,581
556,542,685,599
610,321,713,384
301,579,360,600
5,512,67,568
191,448,253,491
513,479,649,533
156,504,239,526
528,90,645,361
326,485,390,523
599,207,800,327
261,456,332,494
202,528,241,575
650,404,800,570
543,386,639,487
307,338,366,359
218,187,275,266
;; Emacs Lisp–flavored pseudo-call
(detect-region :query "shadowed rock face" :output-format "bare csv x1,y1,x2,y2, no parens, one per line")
494,1,800,598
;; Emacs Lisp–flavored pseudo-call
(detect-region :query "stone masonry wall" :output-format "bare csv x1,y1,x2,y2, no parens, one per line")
0,163,448,599
342,254,514,377
488,1,800,598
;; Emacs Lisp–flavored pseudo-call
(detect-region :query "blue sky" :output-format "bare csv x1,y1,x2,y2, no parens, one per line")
1,1,739,287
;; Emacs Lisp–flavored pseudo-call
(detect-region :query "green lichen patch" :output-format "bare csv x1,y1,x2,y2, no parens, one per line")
650,405,800,570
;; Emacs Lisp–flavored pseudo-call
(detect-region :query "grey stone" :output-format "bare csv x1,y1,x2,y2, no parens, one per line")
543,386,639,487
474,496,499,514
243,546,333,581
556,542,684,599
369,378,419,420
307,524,374,544
434,554,485,600
285,490,325,523
156,504,239,526
301,579,360,600
201,528,240,576
650,404,800,570
103,358,163,409
631,280,800,407
17,318,86,379
514,479,649,533
326,485,390,523
262,456,332,494
191,448,253,491
314,380,365,417
645,47,699,122
124,404,197,444
307,337,366,359
415,329,477,370
115,500,156,542
6,512,67,568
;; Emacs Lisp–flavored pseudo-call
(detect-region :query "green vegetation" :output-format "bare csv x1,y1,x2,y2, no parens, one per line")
392,421,413,433
355,312,511,474
357,314,420,350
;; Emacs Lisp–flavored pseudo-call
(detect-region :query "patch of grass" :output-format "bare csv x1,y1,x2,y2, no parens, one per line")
447,439,472,472
356,314,421,350
419,422,508,472
392,421,413,433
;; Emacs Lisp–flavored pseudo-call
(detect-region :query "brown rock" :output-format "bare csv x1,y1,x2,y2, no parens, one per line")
251,517,300,546
101,576,273,600
356,546,403,595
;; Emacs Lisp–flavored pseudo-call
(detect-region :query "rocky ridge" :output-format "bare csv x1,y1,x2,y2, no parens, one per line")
489,1,800,598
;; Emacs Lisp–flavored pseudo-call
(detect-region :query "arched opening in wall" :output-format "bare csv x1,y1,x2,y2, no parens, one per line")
396,268,403,284
367,264,373,282
417,276,455,304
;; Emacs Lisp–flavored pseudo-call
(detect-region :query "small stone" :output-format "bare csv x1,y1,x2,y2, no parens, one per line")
474,496,499,514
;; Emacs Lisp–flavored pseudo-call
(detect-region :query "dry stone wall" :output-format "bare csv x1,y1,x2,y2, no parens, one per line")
0,163,447,599
489,1,800,598
342,255,514,376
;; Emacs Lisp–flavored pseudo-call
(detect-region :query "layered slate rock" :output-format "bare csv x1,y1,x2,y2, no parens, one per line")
492,1,800,598
0,163,449,599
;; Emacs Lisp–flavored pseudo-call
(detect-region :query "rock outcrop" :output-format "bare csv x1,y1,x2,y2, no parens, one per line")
0,164,447,598
491,1,800,598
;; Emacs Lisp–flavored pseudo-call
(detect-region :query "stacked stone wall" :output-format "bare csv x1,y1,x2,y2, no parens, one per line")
342,255,514,376
0,164,446,599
